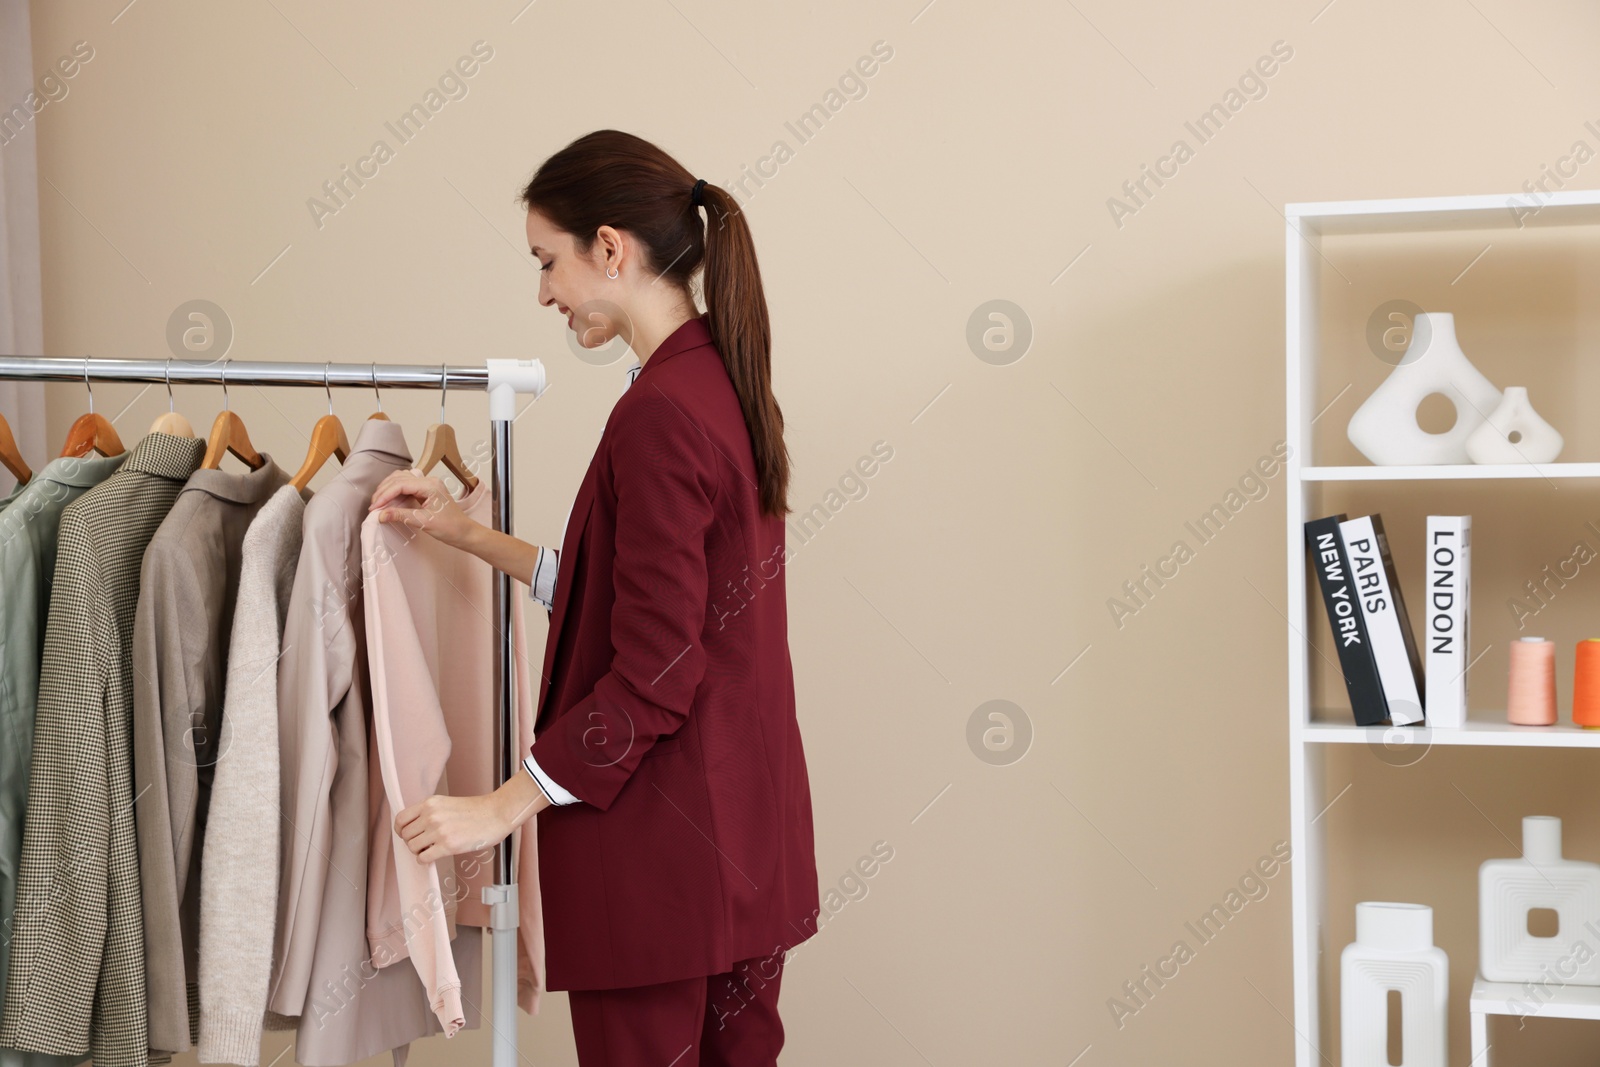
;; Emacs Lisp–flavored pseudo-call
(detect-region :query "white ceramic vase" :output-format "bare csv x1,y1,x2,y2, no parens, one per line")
1479,815,1600,983
1341,902,1448,1067
1464,385,1564,464
1347,312,1502,465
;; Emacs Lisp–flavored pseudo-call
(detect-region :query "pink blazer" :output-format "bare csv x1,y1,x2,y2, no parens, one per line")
362,477,544,1029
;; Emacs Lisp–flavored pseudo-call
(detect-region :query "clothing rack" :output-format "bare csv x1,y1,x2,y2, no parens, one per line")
0,354,547,1067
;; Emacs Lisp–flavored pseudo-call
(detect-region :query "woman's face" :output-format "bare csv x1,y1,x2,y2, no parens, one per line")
527,209,627,349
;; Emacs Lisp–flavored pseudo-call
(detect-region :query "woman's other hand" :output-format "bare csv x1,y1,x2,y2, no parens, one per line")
368,469,477,550
396,773,550,865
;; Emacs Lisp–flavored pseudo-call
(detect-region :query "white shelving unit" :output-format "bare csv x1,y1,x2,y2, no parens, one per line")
1284,188,1600,1067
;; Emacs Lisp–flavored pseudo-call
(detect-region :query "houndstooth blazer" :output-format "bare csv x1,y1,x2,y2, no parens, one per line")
0,450,126,1067
0,432,205,1067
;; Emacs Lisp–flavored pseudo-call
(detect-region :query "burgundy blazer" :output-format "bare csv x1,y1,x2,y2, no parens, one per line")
529,315,820,991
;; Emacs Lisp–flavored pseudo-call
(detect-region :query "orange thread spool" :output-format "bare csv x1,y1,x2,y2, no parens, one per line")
1573,639,1600,728
1507,636,1557,726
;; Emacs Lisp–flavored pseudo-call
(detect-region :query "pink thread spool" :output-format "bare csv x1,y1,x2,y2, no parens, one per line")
1507,636,1557,726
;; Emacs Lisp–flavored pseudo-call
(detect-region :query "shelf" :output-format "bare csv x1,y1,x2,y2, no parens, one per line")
1300,721,1600,748
1287,189,1600,236
1282,188,1600,1066
1472,977,1600,1021
1303,463,1600,481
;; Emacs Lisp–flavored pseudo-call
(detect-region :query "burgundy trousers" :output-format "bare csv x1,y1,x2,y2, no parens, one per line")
567,954,788,1066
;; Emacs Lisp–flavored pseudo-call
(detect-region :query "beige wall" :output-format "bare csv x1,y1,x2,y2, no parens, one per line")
22,0,1600,1062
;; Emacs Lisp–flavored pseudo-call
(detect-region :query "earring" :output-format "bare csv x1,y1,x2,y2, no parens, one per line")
607,266,618,279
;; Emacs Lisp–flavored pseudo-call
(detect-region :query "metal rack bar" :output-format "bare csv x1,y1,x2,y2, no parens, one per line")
0,355,490,390
0,354,523,1066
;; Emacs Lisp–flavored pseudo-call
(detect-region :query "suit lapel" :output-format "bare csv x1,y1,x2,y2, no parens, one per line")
537,459,599,728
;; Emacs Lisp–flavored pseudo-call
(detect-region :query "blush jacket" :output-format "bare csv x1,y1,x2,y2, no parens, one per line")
528,314,821,991
360,476,544,1031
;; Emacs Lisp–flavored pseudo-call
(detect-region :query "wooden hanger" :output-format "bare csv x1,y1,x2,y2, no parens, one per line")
291,362,351,493
0,412,32,486
60,359,127,459
61,413,126,458
418,423,478,493
416,364,478,492
149,359,195,438
201,361,266,471
367,363,389,421
148,410,194,436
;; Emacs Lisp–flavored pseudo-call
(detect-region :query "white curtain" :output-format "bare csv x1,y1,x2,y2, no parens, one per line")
0,0,47,496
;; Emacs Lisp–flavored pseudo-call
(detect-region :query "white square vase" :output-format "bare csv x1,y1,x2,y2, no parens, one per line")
1479,815,1600,984
1341,901,1448,1067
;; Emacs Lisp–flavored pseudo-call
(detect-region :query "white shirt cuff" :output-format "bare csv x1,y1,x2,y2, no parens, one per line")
523,753,580,805
528,545,558,610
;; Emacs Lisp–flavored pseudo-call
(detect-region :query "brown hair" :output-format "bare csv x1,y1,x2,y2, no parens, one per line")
520,129,790,518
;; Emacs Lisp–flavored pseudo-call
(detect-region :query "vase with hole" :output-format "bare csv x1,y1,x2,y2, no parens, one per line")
1346,311,1502,465
1341,901,1448,1067
1479,815,1600,984
1464,385,1564,464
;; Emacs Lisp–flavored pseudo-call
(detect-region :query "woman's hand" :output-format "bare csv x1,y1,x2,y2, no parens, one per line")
396,772,550,865
368,469,478,550
370,469,544,583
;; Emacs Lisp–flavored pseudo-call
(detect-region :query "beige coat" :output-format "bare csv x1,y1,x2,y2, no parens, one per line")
196,483,309,1066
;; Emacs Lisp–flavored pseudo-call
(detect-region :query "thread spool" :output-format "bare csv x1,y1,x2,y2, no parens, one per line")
1574,639,1600,728
1507,636,1557,726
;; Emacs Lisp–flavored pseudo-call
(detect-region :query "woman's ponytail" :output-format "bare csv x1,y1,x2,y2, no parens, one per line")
696,181,790,518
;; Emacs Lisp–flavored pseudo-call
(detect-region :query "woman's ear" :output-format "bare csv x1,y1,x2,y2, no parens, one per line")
594,224,627,275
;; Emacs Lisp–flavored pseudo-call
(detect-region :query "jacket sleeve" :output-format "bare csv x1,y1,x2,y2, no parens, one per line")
360,514,464,1035
131,541,201,1053
266,518,358,1017
526,387,718,811
510,586,545,1015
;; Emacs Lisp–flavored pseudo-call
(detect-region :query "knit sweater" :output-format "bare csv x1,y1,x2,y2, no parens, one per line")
195,484,308,1065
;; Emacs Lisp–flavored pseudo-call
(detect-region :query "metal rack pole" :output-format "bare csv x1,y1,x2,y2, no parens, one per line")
0,354,528,1064
0,355,491,390
487,413,519,1067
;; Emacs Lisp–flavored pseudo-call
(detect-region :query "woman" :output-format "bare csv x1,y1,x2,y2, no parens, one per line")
366,129,820,1066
